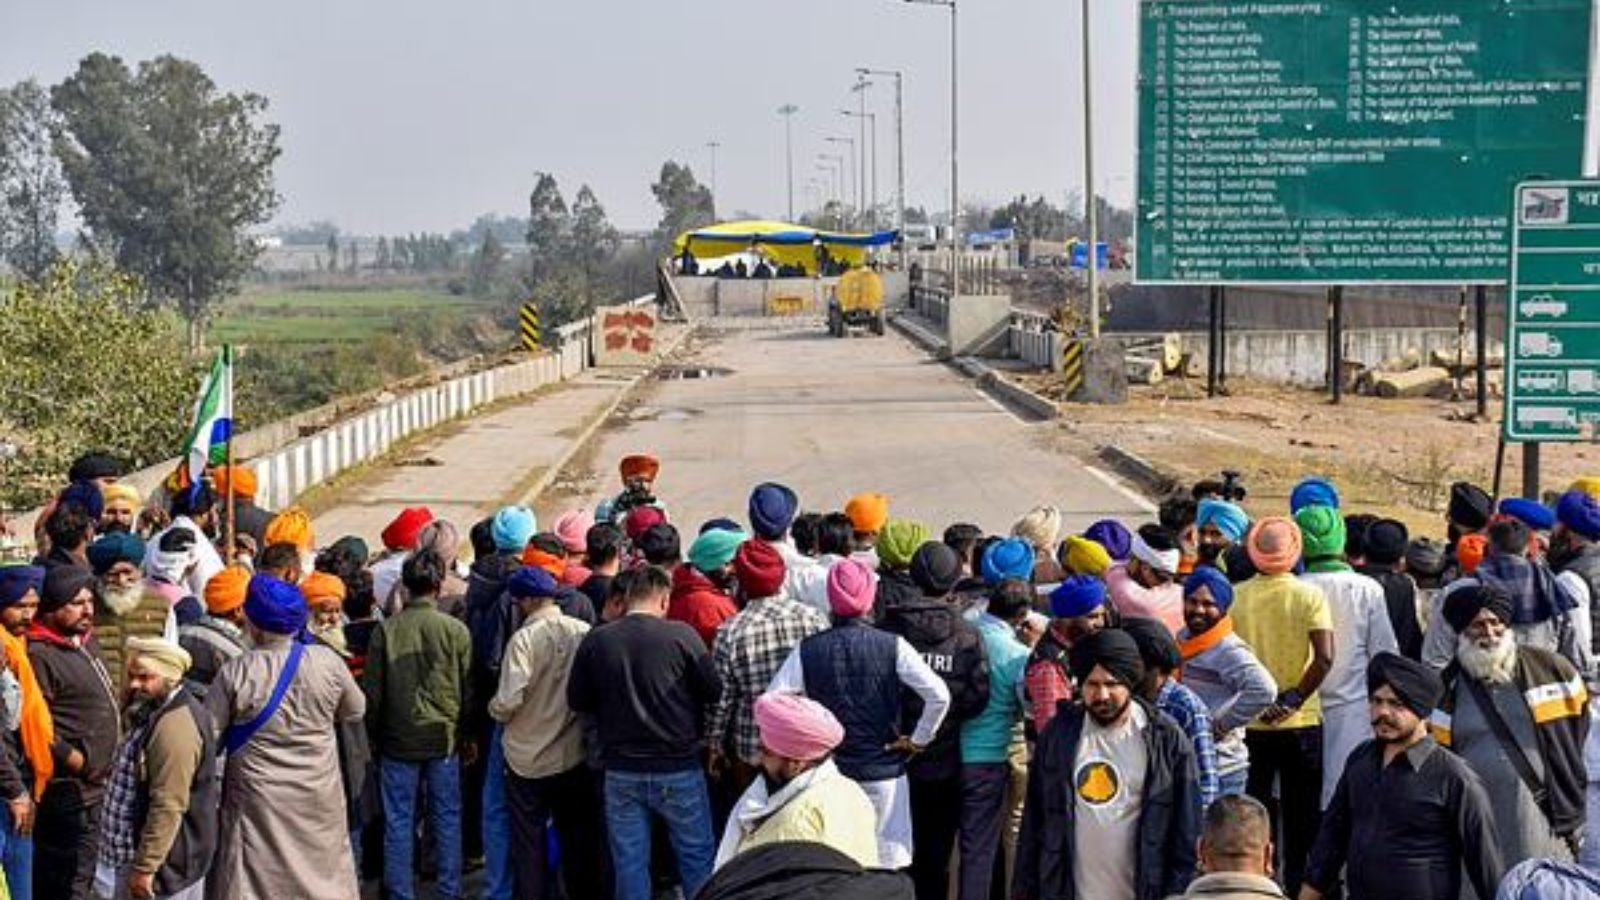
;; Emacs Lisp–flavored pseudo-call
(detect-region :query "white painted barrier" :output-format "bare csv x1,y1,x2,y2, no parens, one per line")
244,294,653,509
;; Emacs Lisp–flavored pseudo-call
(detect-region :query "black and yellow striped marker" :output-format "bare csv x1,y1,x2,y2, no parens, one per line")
520,302,541,351
1061,338,1084,400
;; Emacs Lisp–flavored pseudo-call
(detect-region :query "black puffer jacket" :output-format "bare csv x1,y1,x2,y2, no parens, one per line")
463,552,521,734
877,596,989,780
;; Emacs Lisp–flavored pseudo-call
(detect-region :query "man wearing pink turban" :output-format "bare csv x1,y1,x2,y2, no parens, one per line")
712,692,878,870
766,557,951,869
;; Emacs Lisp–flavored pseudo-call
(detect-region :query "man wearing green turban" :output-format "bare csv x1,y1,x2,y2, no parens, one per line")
1292,502,1398,811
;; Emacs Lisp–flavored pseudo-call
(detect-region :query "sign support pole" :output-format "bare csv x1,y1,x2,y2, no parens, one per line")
1474,285,1488,420
1218,287,1228,392
1329,286,1345,403
1524,443,1542,500
1207,285,1220,398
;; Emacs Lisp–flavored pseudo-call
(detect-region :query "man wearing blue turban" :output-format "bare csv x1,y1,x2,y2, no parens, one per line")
206,573,366,899
1195,500,1250,567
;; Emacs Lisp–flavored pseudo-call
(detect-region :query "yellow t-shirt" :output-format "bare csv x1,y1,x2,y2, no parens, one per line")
1230,573,1333,730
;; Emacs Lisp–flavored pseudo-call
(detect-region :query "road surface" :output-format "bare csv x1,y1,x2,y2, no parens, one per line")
565,320,1151,536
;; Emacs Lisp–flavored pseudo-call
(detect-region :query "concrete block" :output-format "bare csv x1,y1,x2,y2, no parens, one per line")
948,294,1012,357
1080,339,1129,405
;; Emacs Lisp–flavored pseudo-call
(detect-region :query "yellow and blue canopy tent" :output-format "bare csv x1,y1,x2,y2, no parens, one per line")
672,220,898,275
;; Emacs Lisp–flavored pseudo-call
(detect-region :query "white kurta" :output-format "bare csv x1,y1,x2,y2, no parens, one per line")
1301,569,1397,808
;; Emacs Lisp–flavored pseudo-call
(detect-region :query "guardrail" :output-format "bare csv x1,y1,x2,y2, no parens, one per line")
248,293,653,508
1008,309,1060,370
911,284,950,327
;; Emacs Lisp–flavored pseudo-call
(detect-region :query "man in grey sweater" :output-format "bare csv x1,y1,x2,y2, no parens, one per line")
1177,568,1278,798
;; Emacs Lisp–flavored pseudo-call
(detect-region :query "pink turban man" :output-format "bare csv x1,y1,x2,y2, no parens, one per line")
714,692,880,870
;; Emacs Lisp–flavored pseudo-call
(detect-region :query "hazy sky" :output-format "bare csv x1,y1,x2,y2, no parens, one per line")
3,0,1139,234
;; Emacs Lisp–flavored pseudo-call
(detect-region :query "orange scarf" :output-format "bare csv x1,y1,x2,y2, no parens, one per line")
2,630,53,799
1178,616,1234,664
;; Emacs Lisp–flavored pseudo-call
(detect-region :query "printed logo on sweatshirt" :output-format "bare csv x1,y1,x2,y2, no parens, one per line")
1075,758,1122,806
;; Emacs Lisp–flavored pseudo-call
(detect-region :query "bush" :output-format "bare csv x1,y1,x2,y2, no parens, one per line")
0,260,197,508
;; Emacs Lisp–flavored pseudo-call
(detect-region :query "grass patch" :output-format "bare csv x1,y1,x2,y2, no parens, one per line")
215,288,490,345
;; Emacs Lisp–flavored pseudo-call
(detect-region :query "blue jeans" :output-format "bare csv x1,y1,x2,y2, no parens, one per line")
482,725,512,900
604,768,715,900
2,803,30,900
381,756,462,900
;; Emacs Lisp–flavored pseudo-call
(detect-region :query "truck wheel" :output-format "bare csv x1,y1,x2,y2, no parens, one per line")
871,312,885,335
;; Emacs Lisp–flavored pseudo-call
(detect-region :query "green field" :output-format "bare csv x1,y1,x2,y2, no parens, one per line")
212,288,488,345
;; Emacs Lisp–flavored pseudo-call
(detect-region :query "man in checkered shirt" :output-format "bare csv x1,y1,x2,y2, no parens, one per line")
706,540,828,790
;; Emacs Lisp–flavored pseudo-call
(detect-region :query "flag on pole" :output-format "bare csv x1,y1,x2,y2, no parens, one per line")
167,345,233,497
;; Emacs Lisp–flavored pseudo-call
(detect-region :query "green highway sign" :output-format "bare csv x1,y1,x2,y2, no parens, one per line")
1136,0,1592,285
1506,181,1600,442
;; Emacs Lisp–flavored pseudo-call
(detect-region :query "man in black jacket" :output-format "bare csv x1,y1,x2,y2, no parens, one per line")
28,566,121,900
879,541,989,900
568,565,722,900
1014,628,1200,900
1354,519,1425,660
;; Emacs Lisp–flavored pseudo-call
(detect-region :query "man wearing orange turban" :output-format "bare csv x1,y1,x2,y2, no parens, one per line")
211,464,275,549
844,493,889,565
607,454,664,526
181,566,252,688
302,571,349,654
1227,516,1335,894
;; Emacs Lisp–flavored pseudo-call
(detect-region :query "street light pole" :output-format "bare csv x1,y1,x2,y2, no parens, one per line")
1081,0,1099,338
777,104,799,221
860,67,906,253
903,0,958,295
851,77,873,220
840,109,879,228
825,136,857,218
706,140,721,215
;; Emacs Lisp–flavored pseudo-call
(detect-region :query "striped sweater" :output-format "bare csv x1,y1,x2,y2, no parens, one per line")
1432,644,1590,836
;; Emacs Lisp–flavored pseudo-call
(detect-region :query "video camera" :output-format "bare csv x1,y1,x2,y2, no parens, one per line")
1219,470,1248,503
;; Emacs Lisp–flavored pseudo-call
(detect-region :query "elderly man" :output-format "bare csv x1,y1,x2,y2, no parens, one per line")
1302,653,1503,900
714,692,877,869
205,574,365,899
87,532,179,687
0,564,48,900
1178,568,1278,800
29,566,122,900
767,558,950,870
1292,504,1398,809
1025,575,1109,733
1229,518,1334,895
1432,584,1587,872
1014,628,1201,900
489,566,603,900
707,541,828,793
1172,794,1287,900
1106,525,1185,634
92,638,214,900
1424,519,1591,676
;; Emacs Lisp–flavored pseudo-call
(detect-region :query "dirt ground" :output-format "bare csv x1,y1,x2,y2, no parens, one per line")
1015,371,1600,541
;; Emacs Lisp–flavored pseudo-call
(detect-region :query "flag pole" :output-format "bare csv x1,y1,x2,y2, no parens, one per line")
223,344,236,565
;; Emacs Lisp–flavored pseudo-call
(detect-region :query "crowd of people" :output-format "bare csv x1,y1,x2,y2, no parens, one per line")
3,449,1600,900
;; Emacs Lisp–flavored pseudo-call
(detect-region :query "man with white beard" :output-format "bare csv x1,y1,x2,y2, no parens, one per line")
1432,584,1589,872
86,532,179,687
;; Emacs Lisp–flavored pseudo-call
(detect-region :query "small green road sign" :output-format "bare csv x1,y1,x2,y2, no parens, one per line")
1506,181,1600,441
1136,0,1592,285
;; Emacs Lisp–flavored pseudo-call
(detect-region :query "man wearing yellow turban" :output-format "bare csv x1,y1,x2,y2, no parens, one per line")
115,637,214,900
